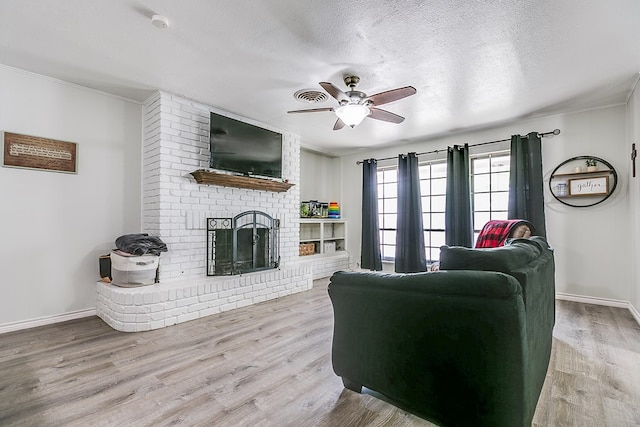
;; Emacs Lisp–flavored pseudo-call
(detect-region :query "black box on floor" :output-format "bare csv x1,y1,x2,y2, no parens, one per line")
99,254,112,280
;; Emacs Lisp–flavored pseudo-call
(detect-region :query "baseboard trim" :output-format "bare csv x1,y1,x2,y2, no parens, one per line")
556,292,640,326
0,308,97,335
556,292,629,308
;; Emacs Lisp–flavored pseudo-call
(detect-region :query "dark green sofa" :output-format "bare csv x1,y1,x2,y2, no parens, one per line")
328,236,555,427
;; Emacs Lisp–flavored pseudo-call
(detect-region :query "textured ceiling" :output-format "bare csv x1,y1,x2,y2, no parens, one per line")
1,1,639,155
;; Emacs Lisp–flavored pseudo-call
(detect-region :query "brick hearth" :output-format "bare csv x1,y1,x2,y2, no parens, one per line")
96,265,311,332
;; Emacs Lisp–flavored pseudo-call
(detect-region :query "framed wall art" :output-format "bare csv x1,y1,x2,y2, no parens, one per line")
2,131,77,174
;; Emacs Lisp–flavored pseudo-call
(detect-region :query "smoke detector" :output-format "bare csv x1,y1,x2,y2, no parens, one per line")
151,14,169,29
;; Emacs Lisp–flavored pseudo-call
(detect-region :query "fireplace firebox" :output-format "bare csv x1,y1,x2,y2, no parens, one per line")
207,211,280,276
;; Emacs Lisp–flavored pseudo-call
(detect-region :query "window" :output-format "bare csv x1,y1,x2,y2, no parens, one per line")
471,153,510,242
419,161,447,262
377,168,398,261
377,151,510,263
377,160,447,263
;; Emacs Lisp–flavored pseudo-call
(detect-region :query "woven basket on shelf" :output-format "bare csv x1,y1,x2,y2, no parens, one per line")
299,243,315,256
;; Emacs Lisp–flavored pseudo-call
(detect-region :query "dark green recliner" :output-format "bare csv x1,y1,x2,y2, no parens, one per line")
328,236,555,427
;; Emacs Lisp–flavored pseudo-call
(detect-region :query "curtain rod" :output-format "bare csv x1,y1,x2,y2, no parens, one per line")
355,129,561,165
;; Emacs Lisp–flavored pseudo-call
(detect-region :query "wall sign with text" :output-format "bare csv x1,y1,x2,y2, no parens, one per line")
2,131,77,174
568,176,609,196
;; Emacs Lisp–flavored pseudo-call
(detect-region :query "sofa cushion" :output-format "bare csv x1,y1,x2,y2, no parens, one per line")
439,236,550,274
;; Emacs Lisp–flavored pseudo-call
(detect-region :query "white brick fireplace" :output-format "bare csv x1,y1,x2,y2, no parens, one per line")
96,91,313,332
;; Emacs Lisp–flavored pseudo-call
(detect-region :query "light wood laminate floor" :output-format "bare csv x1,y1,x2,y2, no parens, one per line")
1,278,639,426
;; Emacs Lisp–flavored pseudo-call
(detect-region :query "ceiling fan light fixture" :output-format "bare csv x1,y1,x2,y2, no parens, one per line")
335,104,370,127
288,77,415,130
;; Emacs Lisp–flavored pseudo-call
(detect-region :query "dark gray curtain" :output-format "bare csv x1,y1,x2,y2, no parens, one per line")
361,159,382,270
445,144,474,247
508,132,547,237
395,153,427,273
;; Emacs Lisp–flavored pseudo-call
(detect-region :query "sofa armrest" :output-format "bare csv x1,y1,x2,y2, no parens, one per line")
436,236,555,424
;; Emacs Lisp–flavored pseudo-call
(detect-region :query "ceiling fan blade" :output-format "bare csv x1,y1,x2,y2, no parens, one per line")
287,107,335,114
369,107,405,124
333,118,346,130
320,82,349,103
366,86,416,106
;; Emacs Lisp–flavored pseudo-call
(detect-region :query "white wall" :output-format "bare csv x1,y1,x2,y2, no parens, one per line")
627,83,640,314
339,105,632,301
545,107,629,301
300,149,341,203
0,65,142,325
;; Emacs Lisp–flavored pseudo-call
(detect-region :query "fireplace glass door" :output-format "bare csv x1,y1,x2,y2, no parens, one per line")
207,211,279,276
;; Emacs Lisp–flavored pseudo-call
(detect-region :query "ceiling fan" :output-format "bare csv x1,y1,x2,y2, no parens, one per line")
288,76,417,130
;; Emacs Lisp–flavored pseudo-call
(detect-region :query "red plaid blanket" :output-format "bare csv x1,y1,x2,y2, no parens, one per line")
475,220,532,248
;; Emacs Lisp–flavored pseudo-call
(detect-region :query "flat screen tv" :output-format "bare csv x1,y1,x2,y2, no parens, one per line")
209,112,282,179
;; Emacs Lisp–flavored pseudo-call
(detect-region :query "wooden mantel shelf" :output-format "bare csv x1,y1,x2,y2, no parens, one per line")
190,169,294,192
